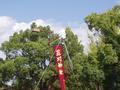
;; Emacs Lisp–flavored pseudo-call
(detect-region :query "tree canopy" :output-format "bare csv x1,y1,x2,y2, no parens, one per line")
0,5,120,90
85,5,120,90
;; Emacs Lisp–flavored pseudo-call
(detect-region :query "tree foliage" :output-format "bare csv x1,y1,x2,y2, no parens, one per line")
0,5,120,90
85,5,120,90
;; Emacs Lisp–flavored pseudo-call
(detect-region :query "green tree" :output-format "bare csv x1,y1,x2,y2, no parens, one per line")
64,27,84,90
64,28,104,90
0,24,58,90
85,5,120,90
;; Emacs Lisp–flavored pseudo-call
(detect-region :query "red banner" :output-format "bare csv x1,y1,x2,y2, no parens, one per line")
53,45,66,90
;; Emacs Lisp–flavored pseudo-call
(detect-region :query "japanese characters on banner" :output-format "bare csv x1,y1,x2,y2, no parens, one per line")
53,45,66,90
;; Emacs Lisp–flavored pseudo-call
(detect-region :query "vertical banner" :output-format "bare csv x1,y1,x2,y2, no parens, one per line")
53,45,66,90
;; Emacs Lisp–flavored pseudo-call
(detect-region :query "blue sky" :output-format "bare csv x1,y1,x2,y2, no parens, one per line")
0,0,118,23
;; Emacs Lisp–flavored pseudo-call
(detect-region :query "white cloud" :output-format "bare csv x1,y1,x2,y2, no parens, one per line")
0,16,89,58
0,16,15,44
0,16,15,30
72,23,90,50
